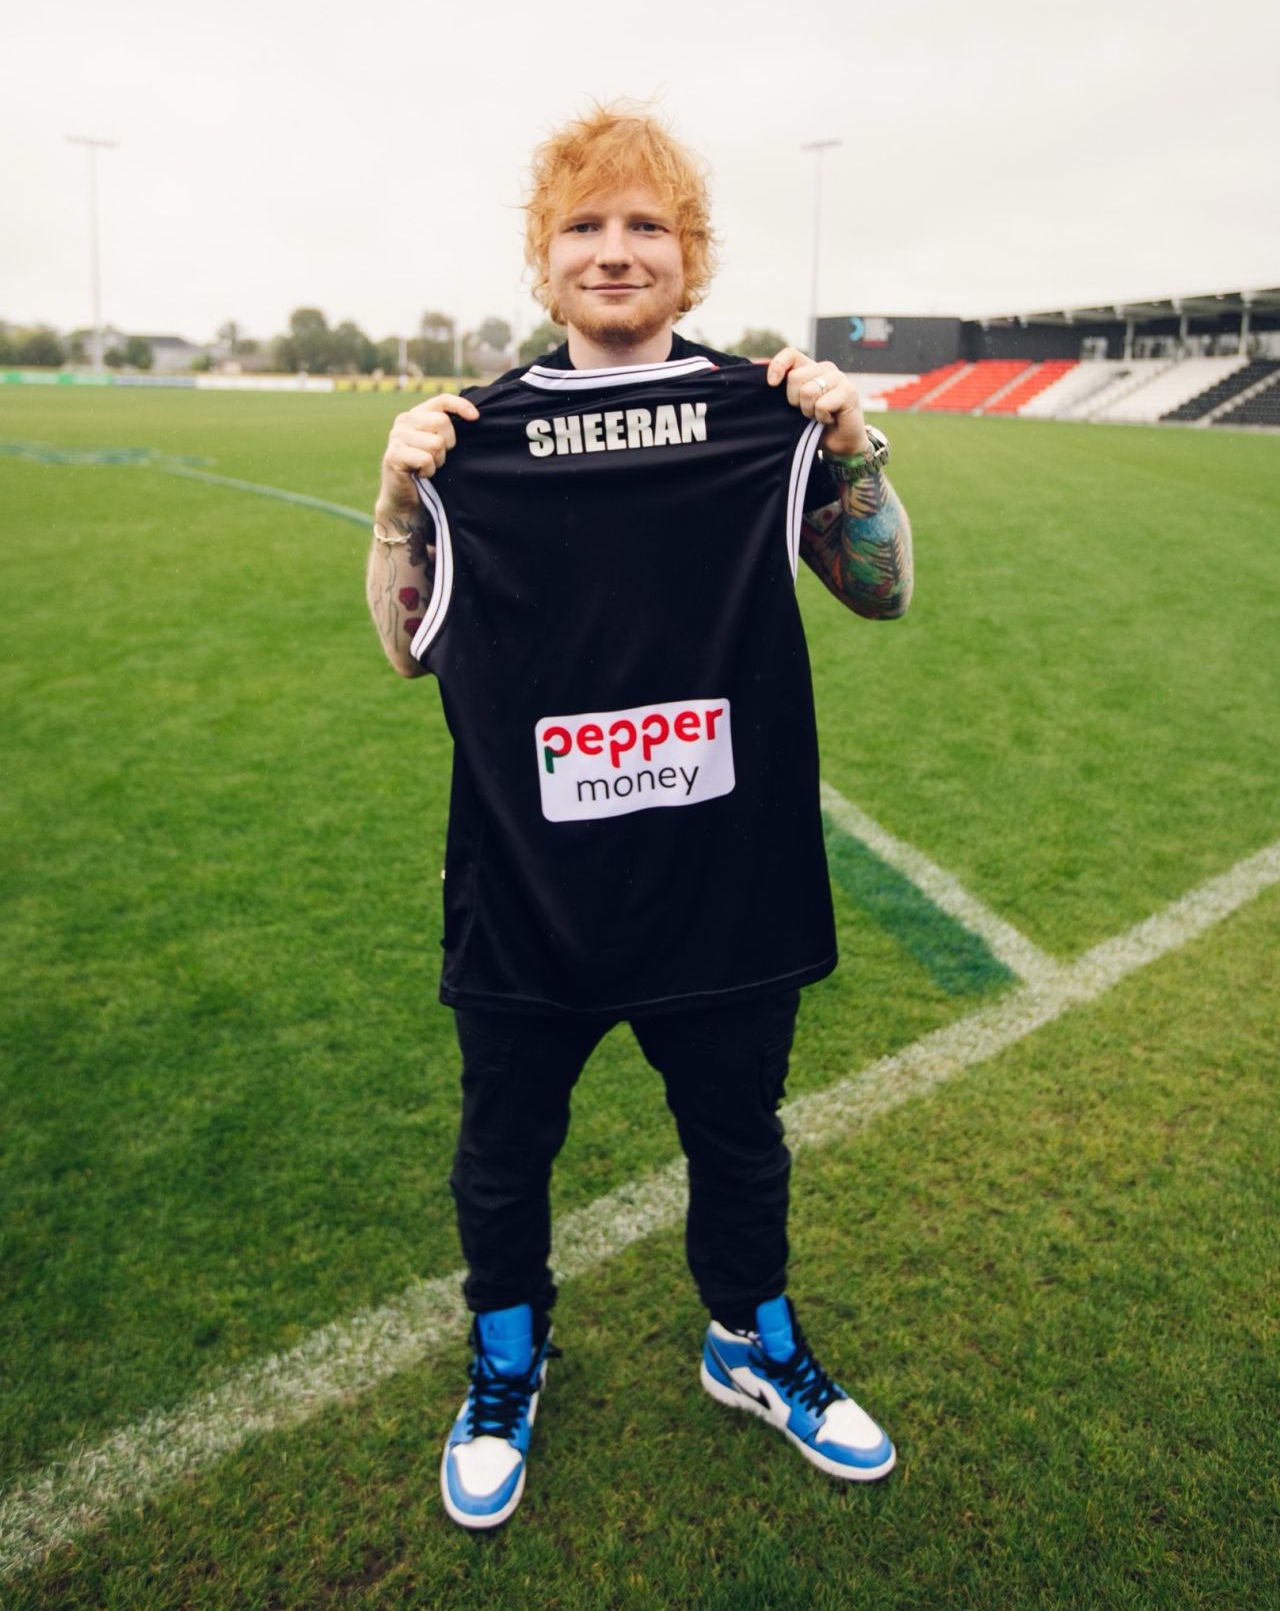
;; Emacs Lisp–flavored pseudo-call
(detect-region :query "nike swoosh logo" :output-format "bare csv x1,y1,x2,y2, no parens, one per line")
737,1379,771,1410
708,1340,772,1411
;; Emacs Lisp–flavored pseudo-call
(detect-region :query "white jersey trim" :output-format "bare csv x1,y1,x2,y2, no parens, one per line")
408,475,454,661
520,356,718,392
787,419,824,582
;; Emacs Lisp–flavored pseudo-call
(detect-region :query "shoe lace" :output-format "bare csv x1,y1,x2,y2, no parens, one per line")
466,1341,562,1441
757,1335,841,1416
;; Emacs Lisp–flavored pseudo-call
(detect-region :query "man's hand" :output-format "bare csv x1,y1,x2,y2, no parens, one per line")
765,348,870,459
376,393,481,525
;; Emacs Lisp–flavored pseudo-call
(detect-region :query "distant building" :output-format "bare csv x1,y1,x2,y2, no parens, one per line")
817,287,1280,371
136,335,206,374
466,340,515,380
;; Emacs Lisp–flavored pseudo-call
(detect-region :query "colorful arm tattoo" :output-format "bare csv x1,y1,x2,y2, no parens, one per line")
799,472,914,619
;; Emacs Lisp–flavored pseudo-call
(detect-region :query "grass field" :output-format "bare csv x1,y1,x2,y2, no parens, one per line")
2,387,1277,1608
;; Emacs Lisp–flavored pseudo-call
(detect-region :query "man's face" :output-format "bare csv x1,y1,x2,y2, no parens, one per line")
546,186,686,352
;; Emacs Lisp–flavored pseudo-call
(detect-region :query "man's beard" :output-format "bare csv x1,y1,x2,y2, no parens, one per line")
569,293,678,351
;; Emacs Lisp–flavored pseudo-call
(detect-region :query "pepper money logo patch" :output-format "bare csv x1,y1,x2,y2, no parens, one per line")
536,698,735,822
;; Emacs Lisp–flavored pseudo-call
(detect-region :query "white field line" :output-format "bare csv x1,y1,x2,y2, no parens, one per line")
821,780,1063,986
786,836,1280,1146
155,463,371,527
3,839,1278,1580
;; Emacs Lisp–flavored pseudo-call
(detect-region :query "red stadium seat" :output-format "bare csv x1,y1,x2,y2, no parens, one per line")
920,360,1029,412
880,362,968,409
983,360,1077,414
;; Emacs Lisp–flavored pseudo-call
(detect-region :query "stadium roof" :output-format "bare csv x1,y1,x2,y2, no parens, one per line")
976,287,1280,328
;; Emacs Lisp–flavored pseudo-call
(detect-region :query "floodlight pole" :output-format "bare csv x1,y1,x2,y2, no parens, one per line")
67,134,118,371
801,139,841,357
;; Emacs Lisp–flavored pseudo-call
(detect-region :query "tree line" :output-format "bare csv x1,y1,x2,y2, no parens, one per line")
257,311,791,372
1,309,793,374
242,310,791,374
0,323,154,369
266,308,534,376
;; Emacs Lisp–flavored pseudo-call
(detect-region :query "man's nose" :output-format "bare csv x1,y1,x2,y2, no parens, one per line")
594,221,633,265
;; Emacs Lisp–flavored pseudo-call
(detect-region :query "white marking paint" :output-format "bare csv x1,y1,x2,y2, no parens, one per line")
784,840,1280,1147
820,780,1063,986
158,463,371,526
2,837,1277,1580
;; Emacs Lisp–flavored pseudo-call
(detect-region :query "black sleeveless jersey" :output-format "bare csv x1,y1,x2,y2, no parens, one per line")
411,346,838,1016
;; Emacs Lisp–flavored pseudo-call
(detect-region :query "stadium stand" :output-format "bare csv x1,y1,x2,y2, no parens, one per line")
1059,361,1173,421
1092,357,1249,423
846,374,924,411
1018,361,1124,419
1163,358,1280,421
1215,368,1280,428
867,355,1280,428
879,361,967,410
822,286,1280,430
983,359,1077,414
920,360,1029,413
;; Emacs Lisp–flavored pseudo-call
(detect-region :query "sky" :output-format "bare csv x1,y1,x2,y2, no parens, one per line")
4,0,1278,353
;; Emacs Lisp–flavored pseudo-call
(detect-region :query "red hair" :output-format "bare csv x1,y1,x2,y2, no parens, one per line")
524,102,718,323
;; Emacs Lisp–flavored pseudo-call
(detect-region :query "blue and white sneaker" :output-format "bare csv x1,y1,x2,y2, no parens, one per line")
440,1304,555,1529
701,1295,895,1481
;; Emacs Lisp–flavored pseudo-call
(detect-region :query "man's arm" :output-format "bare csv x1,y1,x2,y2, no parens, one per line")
766,348,914,620
365,517,435,678
366,392,479,677
798,475,913,620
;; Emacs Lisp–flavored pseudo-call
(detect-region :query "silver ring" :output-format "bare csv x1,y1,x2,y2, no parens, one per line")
811,374,831,394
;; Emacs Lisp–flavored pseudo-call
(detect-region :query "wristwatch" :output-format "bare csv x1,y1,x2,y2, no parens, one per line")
821,425,890,485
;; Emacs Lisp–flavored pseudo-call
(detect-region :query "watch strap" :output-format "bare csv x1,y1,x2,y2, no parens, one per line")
822,427,890,485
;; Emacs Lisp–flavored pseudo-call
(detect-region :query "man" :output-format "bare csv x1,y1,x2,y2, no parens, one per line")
366,105,913,1530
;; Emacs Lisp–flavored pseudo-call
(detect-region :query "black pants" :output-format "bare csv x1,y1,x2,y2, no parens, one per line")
450,991,800,1330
